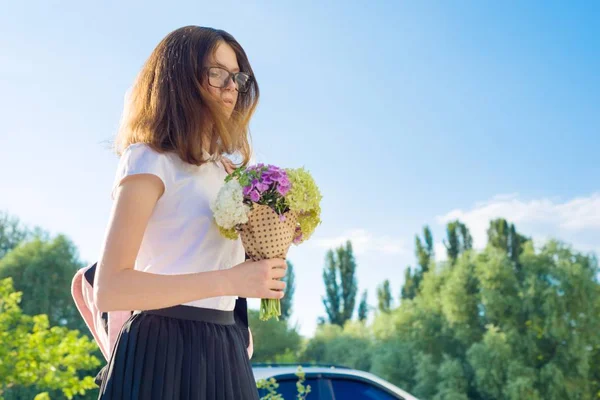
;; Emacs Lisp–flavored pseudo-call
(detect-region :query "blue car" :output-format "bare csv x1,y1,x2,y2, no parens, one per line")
253,364,419,400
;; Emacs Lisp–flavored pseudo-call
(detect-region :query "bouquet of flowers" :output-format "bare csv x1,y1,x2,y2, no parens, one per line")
211,163,322,321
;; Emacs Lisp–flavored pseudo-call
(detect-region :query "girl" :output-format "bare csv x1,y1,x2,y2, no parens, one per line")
94,26,286,399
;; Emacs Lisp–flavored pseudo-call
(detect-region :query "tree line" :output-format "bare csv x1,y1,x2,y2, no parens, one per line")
251,218,600,399
1,210,599,399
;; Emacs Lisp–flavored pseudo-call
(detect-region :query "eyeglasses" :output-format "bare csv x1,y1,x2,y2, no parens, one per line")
205,67,252,93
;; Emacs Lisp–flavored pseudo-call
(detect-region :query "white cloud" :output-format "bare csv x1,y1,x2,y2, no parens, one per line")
436,192,600,254
314,229,407,255
434,242,448,262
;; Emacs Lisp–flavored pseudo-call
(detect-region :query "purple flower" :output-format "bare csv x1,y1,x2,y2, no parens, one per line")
276,185,290,196
250,190,261,202
240,164,293,203
279,176,290,187
256,182,270,192
279,214,286,222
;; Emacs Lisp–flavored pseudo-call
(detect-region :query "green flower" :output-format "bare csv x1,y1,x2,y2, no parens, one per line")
285,168,322,212
285,167,322,243
217,223,239,240
297,206,321,243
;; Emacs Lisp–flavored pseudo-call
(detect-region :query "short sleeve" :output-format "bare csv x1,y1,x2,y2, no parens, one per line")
111,144,171,199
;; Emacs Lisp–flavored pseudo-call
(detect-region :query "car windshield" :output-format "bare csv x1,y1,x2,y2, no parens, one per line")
330,378,399,399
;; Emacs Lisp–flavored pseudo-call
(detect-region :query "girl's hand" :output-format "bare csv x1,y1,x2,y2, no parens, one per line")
225,259,287,299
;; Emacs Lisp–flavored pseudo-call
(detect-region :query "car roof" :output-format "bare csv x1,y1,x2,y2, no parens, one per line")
252,365,419,400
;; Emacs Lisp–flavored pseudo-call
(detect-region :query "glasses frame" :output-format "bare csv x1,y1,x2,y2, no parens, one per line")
204,66,252,94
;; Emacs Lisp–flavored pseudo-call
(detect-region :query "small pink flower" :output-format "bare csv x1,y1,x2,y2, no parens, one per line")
293,233,303,244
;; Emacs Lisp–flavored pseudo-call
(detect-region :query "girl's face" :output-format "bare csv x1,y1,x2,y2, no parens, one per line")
204,42,243,117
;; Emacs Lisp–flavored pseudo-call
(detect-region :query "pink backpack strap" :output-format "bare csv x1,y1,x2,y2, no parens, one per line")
71,264,111,360
108,310,131,356
71,263,132,361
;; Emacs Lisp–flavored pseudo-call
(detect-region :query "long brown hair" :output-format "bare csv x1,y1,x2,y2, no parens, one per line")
115,26,259,166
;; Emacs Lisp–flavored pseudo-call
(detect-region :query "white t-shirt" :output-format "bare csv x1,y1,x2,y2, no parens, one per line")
112,143,245,311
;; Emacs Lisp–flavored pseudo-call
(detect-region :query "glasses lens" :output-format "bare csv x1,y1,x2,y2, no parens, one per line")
235,73,251,93
208,68,227,88
207,68,251,93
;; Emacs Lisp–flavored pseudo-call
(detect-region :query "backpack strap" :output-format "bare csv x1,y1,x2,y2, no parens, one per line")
71,264,111,360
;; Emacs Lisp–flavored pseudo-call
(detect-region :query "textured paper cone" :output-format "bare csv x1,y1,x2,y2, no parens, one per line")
238,204,297,261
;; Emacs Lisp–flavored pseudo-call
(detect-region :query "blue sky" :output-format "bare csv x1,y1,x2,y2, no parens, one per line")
1,1,598,337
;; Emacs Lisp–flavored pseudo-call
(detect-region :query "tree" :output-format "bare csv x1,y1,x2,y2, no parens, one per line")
338,241,358,323
0,234,86,332
280,260,295,321
402,226,435,301
0,278,100,399
400,225,435,299
371,337,417,391
371,225,600,399
444,220,473,264
357,290,369,322
377,280,393,313
322,250,341,325
401,266,418,300
487,218,529,266
322,241,358,326
301,322,373,372
0,212,29,260
248,309,301,363
415,226,434,274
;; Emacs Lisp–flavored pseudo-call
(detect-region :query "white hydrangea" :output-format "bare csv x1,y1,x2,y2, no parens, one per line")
211,179,250,229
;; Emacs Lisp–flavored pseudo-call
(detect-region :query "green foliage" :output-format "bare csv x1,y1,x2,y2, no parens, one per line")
322,241,357,326
0,212,30,260
403,226,435,301
371,337,417,391
487,218,528,266
370,221,600,399
249,309,302,363
301,321,373,371
2,210,597,400
0,235,85,332
357,290,369,322
294,366,312,400
280,260,296,321
401,266,418,300
444,220,473,264
416,226,434,274
376,279,393,313
0,278,100,399
432,356,469,400
256,366,312,400
322,250,340,325
257,377,283,400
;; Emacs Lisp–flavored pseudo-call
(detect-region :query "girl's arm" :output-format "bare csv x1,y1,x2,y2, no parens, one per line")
94,174,286,313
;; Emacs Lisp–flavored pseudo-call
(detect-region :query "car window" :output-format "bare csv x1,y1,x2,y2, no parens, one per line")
258,378,322,400
330,378,399,400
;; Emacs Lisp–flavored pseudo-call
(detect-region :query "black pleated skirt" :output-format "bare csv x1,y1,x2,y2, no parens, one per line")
97,304,259,400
